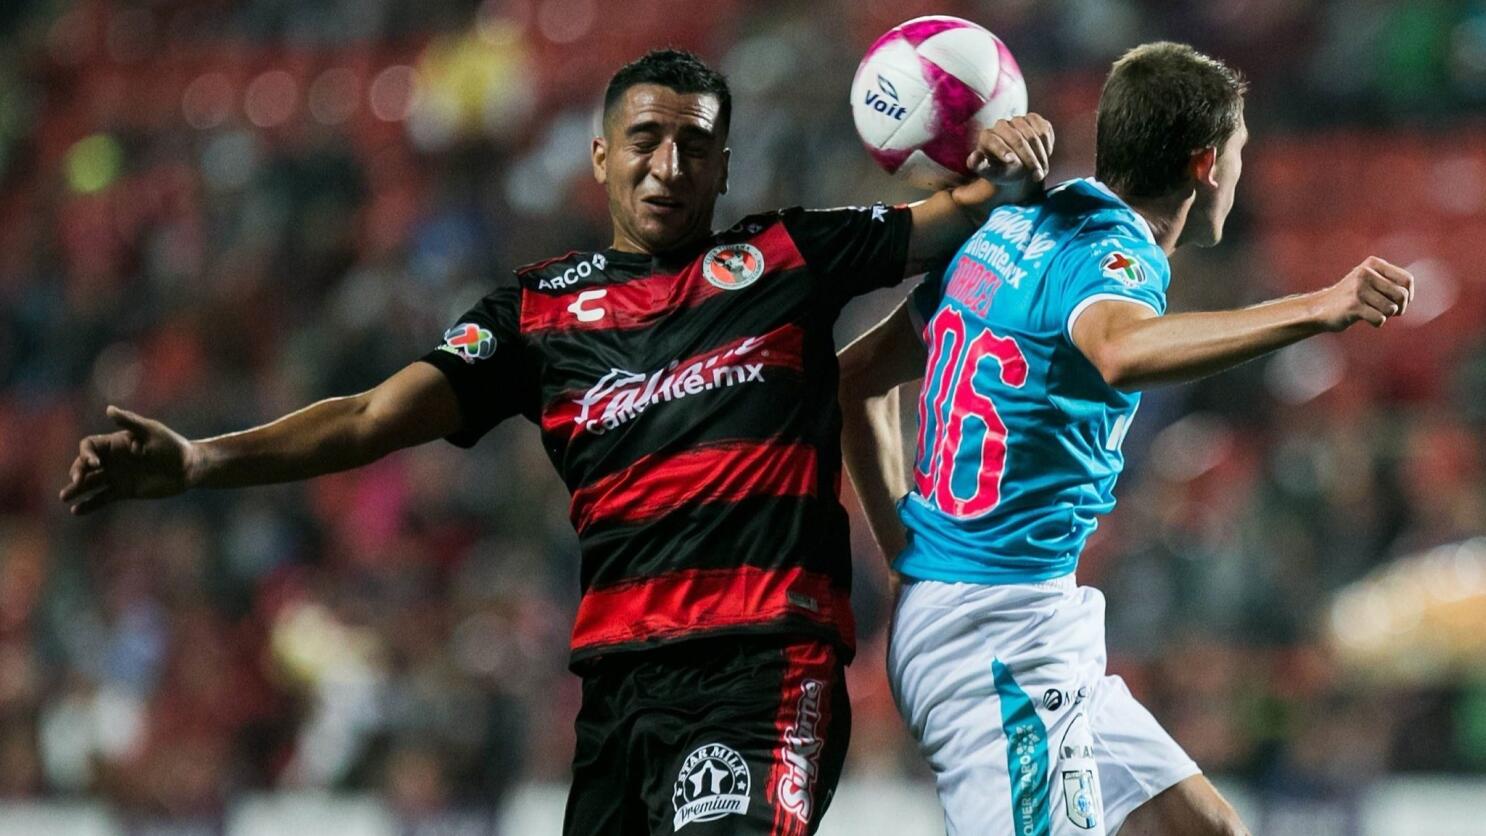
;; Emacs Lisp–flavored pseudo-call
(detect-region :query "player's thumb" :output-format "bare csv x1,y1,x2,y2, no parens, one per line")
106,405,151,437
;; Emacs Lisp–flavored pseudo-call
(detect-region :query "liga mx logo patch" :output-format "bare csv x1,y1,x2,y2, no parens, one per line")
439,323,496,363
673,743,751,830
703,243,765,291
1100,251,1147,289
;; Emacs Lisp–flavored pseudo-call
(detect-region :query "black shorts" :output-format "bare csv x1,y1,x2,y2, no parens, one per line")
564,636,851,836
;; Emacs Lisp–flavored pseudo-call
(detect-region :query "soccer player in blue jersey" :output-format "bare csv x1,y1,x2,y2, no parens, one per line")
840,43,1413,836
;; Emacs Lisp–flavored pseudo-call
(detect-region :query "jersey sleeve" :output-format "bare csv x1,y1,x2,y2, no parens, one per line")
1056,233,1170,342
779,204,913,305
906,265,946,337
418,285,539,447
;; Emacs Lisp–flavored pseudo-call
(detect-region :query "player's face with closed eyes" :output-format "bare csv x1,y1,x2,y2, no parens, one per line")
593,84,729,255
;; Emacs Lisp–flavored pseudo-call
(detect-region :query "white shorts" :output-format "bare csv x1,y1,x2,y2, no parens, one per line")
888,576,1199,835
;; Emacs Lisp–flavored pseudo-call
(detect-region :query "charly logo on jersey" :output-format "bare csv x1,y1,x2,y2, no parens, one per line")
537,252,607,291
778,679,825,825
1100,251,1147,289
439,323,496,363
673,743,751,831
864,74,907,121
566,288,607,322
703,243,765,291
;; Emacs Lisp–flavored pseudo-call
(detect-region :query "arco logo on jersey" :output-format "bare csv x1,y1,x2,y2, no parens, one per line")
703,243,765,291
1100,251,1147,289
439,323,496,363
537,252,608,291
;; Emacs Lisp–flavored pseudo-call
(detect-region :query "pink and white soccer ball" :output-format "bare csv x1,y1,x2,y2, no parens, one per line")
851,16,1028,189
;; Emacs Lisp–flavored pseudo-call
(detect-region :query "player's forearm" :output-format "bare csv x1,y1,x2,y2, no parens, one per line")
1094,293,1326,390
187,395,396,489
905,180,1035,274
841,387,912,565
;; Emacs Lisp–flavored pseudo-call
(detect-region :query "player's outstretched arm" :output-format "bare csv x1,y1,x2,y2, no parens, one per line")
904,114,1054,275
1073,256,1415,391
839,299,926,563
59,361,463,515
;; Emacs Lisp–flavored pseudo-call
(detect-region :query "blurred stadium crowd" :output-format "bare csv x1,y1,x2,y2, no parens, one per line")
2,0,1485,828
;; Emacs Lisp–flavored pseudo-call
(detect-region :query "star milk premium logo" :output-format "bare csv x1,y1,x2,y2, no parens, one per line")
439,323,496,363
673,743,751,830
703,243,765,291
1100,251,1147,289
778,678,825,825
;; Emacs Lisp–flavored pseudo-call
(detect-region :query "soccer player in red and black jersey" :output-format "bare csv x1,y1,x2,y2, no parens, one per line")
60,50,1054,834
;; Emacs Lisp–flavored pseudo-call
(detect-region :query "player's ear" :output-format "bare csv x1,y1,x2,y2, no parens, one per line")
592,136,608,185
1190,146,1219,189
718,146,730,196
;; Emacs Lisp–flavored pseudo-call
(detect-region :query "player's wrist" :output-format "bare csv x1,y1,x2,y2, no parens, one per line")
182,439,211,490
1298,288,1346,333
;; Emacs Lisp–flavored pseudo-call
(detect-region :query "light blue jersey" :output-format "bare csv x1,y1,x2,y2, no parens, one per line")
896,178,1170,584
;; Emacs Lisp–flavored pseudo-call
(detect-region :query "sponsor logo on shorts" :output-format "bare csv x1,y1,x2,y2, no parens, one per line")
673,743,751,831
777,678,825,825
703,243,764,290
1058,713,1100,829
1041,686,1089,713
1008,723,1045,833
439,323,496,363
1062,770,1099,829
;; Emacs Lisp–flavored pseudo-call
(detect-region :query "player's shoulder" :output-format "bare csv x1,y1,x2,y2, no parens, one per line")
513,250,611,292
762,202,897,232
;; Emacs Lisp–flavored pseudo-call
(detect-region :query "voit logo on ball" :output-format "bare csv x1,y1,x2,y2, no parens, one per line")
673,743,751,830
863,74,907,121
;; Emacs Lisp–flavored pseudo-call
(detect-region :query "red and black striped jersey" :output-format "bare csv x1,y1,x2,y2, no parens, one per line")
420,204,912,668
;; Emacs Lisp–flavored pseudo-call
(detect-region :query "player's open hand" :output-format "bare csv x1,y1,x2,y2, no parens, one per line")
968,113,1054,185
1316,256,1415,331
59,406,196,515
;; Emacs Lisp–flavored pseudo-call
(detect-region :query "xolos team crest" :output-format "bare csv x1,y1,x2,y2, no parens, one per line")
703,243,765,290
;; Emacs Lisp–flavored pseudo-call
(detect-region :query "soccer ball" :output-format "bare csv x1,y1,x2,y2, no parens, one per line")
851,16,1028,190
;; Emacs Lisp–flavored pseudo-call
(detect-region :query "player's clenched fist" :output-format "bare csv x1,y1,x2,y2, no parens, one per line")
1314,256,1415,331
967,113,1054,184
59,406,196,515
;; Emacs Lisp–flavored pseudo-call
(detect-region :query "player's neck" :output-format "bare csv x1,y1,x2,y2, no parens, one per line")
1121,191,1191,257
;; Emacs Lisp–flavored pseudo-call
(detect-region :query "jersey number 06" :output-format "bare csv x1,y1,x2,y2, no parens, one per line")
914,307,1028,519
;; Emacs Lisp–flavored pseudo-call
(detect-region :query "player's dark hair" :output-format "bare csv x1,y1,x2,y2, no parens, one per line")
1095,42,1247,198
603,48,732,135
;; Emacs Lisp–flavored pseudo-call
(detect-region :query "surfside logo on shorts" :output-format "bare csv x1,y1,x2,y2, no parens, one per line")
702,243,764,291
673,743,751,831
778,678,825,825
